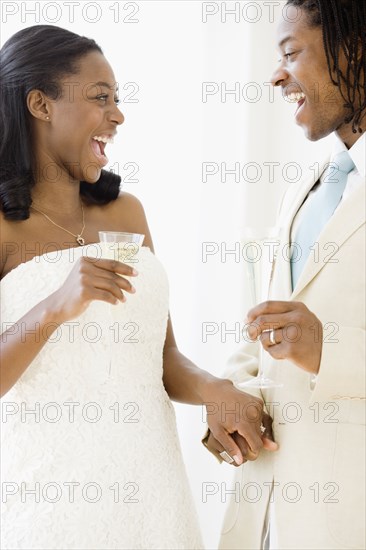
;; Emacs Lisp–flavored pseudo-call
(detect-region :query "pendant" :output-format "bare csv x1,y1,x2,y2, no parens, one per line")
76,235,85,246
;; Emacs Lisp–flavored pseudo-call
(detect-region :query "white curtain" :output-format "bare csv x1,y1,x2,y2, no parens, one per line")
1,2,332,547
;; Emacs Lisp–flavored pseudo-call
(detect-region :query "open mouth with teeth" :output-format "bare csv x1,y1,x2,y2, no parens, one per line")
91,135,114,167
286,91,306,117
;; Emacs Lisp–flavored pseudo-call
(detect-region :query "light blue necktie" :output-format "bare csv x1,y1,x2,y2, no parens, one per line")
291,151,355,289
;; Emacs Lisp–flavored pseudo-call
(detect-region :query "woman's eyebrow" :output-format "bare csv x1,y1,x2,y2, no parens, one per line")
94,81,117,90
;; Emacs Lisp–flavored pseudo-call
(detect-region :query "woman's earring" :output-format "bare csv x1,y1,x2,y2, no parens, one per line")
45,116,50,121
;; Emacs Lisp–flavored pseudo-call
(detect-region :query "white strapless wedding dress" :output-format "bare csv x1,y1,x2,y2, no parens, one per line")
0,244,203,550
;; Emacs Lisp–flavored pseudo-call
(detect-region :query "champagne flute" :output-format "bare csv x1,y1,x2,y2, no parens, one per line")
98,231,145,376
237,227,283,389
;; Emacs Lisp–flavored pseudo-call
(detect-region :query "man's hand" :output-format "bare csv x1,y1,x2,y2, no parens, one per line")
203,379,278,465
205,413,278,467
246,300,323,374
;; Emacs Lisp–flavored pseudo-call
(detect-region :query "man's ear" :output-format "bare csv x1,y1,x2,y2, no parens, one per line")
26,89,52,122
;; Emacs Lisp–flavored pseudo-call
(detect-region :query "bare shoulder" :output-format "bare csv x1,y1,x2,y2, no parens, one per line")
110,192,154,250
114,191,146,220
0,211,16,275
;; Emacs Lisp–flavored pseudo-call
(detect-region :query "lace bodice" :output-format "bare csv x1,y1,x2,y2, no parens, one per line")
0,244,203,549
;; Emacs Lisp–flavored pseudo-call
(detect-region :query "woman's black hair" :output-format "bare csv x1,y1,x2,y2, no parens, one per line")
0,25,121,221
286,0,366,133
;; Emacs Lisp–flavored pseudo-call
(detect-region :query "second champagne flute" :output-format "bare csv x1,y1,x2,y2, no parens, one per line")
237,227,283,389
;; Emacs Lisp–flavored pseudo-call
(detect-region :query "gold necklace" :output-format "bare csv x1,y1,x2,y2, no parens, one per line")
30,201,86,246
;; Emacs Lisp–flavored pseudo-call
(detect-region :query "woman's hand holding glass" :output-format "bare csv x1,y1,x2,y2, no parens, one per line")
48,255,138,325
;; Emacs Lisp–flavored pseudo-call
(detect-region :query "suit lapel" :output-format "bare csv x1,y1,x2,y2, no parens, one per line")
270,160,330,300
292,182,366,297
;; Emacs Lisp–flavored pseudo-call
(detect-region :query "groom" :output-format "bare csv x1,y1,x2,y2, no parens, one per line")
204,1,365,548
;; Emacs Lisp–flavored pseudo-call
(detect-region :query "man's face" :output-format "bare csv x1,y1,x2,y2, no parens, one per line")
270,5,351,142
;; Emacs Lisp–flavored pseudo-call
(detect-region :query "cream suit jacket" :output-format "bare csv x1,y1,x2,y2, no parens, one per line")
218,157,366,550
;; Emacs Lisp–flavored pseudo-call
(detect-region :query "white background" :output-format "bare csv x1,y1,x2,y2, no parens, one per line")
1,1,332,547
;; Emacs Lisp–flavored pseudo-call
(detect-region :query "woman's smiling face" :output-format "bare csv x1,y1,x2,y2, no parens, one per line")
41,51,124,183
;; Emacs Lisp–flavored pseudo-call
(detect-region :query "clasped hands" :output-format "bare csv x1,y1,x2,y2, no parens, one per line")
205,300,323,466
204,379,278,466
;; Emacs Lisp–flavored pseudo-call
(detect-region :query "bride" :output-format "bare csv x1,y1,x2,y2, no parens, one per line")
0,25,270,549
